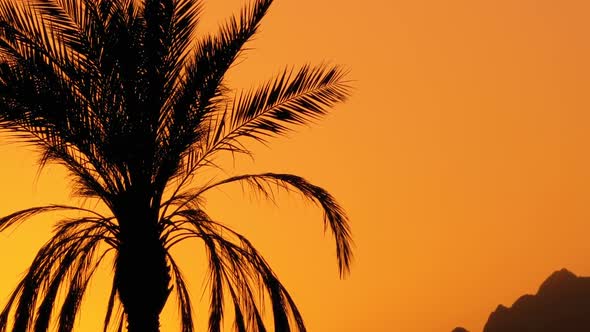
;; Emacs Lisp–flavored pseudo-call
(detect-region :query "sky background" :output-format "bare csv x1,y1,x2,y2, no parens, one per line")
1,0,590,331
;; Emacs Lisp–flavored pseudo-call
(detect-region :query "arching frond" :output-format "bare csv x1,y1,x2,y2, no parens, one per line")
202,64,351,162
172,172,353,277
0,204,110,232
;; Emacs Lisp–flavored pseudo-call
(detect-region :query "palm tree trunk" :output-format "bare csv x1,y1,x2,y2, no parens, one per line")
115,201,171,332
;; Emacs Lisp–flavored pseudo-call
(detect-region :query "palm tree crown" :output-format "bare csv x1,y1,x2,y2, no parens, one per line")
0,0,353,331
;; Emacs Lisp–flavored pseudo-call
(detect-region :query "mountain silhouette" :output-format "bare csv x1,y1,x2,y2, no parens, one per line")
483,268,590,332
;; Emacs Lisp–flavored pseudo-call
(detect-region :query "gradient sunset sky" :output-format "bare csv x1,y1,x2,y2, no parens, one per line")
1,0,590,331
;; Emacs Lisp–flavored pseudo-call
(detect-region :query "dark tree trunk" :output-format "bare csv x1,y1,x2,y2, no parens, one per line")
114,195,171,332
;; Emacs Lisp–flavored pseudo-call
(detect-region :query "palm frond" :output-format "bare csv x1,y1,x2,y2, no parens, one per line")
162,208,304,331
233,64,350,139
0,0,128,201
165,63,351,201
170,0,273,121
103,273,121,332
58,248,113,331
200,224,225,332
0,216,115,331
179,172,353,277
157,0,274,187
164,0,203,92
28,0,99,74
0,204,108,232
166,251,195,332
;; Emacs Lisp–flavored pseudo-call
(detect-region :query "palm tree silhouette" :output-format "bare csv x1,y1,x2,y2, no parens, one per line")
0,0,353,331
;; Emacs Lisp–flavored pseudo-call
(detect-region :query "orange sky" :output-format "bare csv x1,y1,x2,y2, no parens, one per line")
1,0,590,331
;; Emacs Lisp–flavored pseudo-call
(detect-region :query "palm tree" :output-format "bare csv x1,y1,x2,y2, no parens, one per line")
0,0,352,331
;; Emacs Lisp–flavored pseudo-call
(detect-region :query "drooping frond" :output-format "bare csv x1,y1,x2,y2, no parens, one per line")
161,208,304,332
102,267,128,332
165,249,195,332
0,216,116,332
173,172,353,277
103,274,122,332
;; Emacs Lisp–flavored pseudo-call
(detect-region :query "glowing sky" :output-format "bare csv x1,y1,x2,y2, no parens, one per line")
1,0,590,331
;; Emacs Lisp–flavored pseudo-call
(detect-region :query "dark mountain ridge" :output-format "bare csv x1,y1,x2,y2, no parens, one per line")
483,268,590,332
